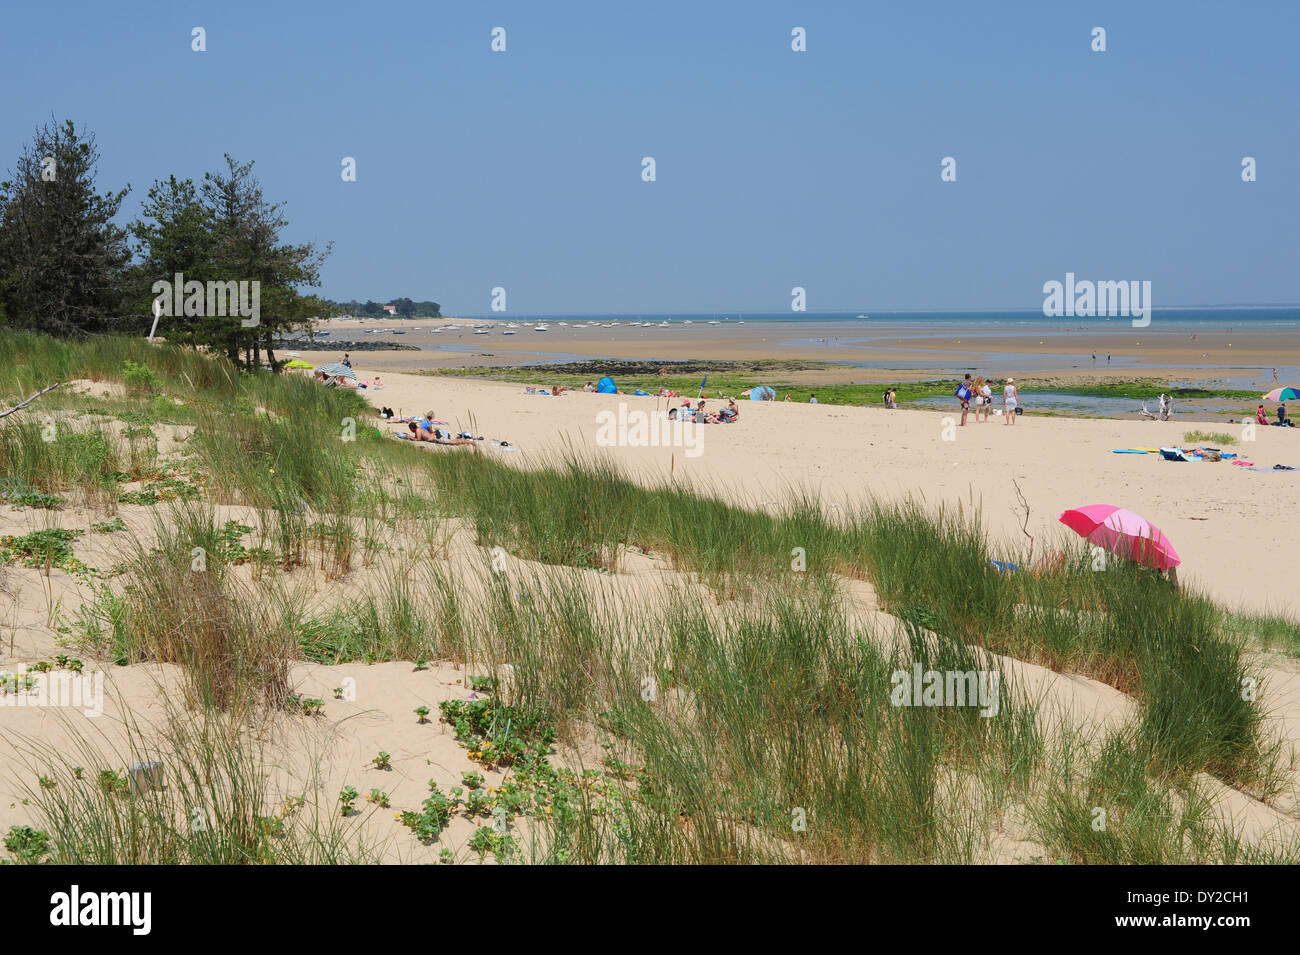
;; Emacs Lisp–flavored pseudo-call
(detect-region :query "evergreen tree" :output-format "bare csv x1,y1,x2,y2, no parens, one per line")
199,155,330,369
0,119,131,334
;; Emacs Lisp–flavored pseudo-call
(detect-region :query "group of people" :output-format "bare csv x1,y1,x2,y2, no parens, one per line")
403,411,477,445
957,374,1018,426
668,398,740,424
1256,404,1293,427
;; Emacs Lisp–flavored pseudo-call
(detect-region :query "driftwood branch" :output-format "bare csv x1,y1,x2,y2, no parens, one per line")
1012,478,1034,564
0,382,59,419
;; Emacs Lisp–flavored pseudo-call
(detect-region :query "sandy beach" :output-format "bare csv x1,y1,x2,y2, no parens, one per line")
352,369,1299,617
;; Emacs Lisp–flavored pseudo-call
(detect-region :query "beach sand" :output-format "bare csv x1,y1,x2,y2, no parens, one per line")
358,369,1300,617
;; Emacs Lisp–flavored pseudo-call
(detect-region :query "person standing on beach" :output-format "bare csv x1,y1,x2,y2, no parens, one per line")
1106,353,1111,365
957,373,972,426
979,377,992,422
1092,351,1096,362
1003,378,1019,425
1273,368,1279,383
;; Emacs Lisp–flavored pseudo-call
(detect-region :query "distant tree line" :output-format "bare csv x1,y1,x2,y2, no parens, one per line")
328,298,442,318
0,118,336,371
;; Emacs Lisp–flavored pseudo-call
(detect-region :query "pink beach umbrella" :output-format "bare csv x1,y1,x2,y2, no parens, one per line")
1056,504,1181,571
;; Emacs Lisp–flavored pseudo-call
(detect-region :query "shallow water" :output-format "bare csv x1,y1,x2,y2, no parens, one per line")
912,391,1248,418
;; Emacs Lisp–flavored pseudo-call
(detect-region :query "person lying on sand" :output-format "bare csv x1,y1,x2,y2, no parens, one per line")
407,422,476,445
553,384,567,395
417,412,439,437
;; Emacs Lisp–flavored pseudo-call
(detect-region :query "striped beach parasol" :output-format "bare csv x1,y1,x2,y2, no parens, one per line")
1262,387,1299,402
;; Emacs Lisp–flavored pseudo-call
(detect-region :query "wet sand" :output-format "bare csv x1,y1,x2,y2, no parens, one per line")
295,317,1297,393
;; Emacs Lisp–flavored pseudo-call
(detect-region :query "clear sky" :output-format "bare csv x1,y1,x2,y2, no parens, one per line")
3,1,1297,314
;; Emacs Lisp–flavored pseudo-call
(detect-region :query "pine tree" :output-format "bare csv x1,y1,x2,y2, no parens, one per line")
199,155,330,369
0,119,131,334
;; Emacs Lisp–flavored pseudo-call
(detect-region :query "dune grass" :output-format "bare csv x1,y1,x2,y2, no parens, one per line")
4,330,1297,863
10,701,382,864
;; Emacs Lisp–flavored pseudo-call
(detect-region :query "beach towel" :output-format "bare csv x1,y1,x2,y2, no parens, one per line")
633,389,651,396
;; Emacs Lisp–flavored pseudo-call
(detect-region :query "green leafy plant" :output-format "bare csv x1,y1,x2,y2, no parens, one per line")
4,825,52,864
122,359,163,394
415,705,430,724
5,491,63,510
439,699,557,769
468,825,517,861
339,785,359,817
372,752,391,771
398,783,458,842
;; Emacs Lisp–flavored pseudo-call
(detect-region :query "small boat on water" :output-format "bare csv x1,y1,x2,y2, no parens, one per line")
391,329,406,335
474,329,489,335
502,330,515,335
533,324,549,331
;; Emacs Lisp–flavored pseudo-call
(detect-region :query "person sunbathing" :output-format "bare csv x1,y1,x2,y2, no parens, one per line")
717,399,739,423
408,421,475,445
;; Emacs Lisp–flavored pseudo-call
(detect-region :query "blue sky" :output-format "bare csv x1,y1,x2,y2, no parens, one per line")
2,1,1297,313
